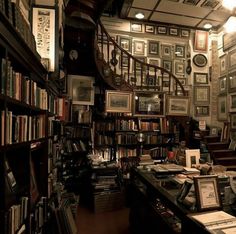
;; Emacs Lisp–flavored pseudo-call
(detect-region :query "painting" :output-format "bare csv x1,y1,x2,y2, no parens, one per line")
228,71,236,93
131,23,142,32
166,96,190,116
195,106,210,117
194,86,210,105
185,149,200,168
119,36,132,52
193,72,208,85
230,93,236,112
32,7,55,72
174,61,185,77
219,54,227,75
157,25,168,35
148,40,160,56
133,91,165,116
228,49,236,70
133,40,145,55
217,95,228,121
105,90,132,113
161,44,172,58
194,30,208,52
68,75,94,105
145,24,155,33
175,44,185,58
219,76,227,94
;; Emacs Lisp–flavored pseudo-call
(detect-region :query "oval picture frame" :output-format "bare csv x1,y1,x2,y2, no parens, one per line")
193,54,207,67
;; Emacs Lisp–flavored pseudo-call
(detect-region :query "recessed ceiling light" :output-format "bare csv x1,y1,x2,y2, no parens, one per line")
135,12,144,19
203,23,212,29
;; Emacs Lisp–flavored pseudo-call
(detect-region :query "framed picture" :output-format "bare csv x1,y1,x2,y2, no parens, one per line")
166,96,190,116
210,126,219,136
162,59,172,72
133,91,165,116
120,55,130,69
148,40,160,56
68,75,95,105
223,32,236,52
201,0,220,8
219,76,227,94
230,93,236,112
219,54,227,75
175,44,185,58
148,58,161,74
228,71,236,93
185,149,200,168
217,95,228,121
194,86,210,105
193,72,208,85
228,49,236,70
231,113,236,129
169,27,179,36
181,29,190,38
183,0,200,5
157,25,168,35
119,36,132,52
145,24,155,34
161,44,172,58
131,23,142,32
32,7,56,72
162,76,172,92
194,175,222,212
133,56,147,71
133,40,145,55
195,106,210,117
105,90,132,113
174,60,185,77
194,30,208,52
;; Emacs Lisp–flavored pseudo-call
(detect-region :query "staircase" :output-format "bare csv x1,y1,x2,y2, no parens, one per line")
94,19,187,94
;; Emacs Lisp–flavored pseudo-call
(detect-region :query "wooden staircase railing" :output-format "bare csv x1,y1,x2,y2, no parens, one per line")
94,19,186,95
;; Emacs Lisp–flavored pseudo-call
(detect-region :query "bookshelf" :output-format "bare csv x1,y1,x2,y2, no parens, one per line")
0,6,70,234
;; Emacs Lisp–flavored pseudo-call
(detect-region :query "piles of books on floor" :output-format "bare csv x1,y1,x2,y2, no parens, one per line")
53,192,79,234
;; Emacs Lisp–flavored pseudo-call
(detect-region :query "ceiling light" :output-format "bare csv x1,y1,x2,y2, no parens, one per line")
224,16,236,33
203,23,212,29
135,12,144,19
222,0,236,10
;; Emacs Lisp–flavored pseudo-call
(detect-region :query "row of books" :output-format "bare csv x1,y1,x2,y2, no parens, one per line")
94,121,115,131
93,148,114,162
0,0,37,55
1,110,46,145
65,139,87,153
139,120,160,131
116,119,138,131
1,58,47,110
116,148,137,158
6,196,29,234
117,133,137,145
94,134,113,145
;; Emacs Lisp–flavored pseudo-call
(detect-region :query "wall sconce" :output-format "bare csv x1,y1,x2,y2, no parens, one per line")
224,16,236,33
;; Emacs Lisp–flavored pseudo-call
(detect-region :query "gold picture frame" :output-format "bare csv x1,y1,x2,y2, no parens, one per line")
105,90,133,113
194,175,222,212
166,96,190,116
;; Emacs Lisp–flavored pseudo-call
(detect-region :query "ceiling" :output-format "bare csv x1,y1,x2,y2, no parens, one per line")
119,0,233,30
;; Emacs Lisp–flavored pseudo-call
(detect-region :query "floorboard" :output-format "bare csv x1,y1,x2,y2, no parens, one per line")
76,206,130,234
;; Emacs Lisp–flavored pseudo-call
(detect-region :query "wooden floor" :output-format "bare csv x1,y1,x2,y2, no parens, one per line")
76,206,131,234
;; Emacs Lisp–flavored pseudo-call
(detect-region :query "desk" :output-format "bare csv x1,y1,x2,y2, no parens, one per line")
129,168,215,234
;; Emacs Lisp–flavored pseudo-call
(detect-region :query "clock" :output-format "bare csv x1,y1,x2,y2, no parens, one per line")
69,49,78,60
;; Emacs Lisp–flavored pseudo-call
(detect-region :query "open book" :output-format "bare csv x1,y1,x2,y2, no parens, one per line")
189,211,236,233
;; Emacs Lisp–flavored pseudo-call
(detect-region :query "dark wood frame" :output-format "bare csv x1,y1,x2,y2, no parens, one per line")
219,76,227,94
148,40,160,56
133,91,165,116
193,72,208,85
119,36,132,52
145,24,155,34
131,23,142,32
194,86,210,105
195,106,210,117
194,175,222,212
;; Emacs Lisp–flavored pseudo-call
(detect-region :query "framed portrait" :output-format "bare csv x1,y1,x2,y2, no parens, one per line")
181,29,190,38
185,149,200,168
133,91,165,116
219,54,227,76
68,75,95,105
148,40,160,56
166,96,190,116
194,30,208,52
193,72,208,85
219,76,227,94
194,86,210,105
228,71,236,93
231,113,236,130
228,49,236,70
119,36,132,52
131,23,142,32
32,7,56,72
217,95,228,121
162,59,172,72
230,93,236,112
175,44,185,58
105,90,132,113
145,24,155,34
157,26,168,35
161,44,172,58
174,60,185,77
133,40,145,55
194,175,221,212
195,106,210,117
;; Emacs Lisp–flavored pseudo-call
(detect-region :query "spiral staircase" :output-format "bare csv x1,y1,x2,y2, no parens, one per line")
64,0,187,95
